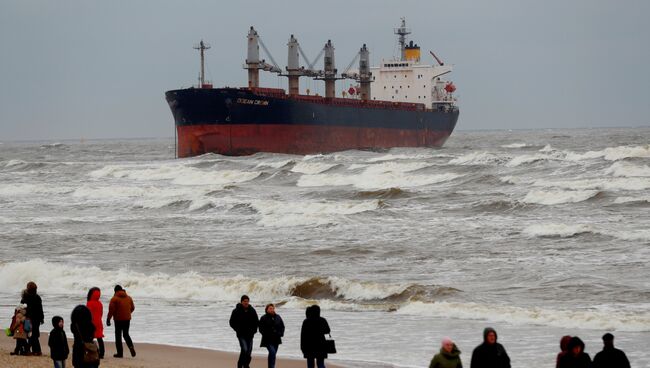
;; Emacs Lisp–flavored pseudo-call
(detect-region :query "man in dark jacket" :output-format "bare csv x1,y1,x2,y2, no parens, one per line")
300,305,331,368
470,327,511,368
229,295,259,368
106,284,136,358
593,333,630,368
21,281,44,355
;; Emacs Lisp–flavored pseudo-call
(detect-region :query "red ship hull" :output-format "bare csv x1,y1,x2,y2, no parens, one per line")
177,124,453,157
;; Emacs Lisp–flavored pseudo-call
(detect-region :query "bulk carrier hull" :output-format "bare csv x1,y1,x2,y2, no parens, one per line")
166,87,459,157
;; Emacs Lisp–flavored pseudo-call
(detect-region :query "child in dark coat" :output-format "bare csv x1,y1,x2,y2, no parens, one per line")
48,316,70,368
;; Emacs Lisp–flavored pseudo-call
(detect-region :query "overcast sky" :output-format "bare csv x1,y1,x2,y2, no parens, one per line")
1,0,648,141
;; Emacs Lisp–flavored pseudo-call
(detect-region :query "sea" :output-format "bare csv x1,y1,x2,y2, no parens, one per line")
1,127,649,367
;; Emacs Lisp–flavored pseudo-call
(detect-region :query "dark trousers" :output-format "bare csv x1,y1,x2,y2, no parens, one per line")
114,320,134,356
237,336,253,368
28,323,41,353
266,344,278,368
307,357,325,368
97,337,105,358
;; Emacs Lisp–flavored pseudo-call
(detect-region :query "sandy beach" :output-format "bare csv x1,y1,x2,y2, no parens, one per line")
1,335,342,368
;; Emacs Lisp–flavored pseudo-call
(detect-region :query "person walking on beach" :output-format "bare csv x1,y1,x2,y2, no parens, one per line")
21,281,44,355
470,327,510,368
70,305,99,368
300,305,331,368
86,287,105,359
429,336,462,368
556,335,572,368
9,304,30,356
48,316,70,368
593,333,630,368
229,295,259,368
558,336,591,368
106,285,136,358
259,303,285,368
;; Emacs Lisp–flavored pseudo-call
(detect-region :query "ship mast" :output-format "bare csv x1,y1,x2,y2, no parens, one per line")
394,17,411,61
193,40,211,87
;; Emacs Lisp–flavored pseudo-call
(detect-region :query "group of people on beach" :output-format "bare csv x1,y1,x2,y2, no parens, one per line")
428,328,631,368
230,295,332,368
7,282,136,368
7,283,634,368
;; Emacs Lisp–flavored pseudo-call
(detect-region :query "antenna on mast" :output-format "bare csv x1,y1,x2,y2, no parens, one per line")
193,40,211,87
394,17,411,61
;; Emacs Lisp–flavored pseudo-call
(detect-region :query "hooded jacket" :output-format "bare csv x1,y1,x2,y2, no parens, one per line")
48,316,70,361
558,337,592,368
229,303,259,338
86,289,104,338
107,289,135,322
300,305,331,359
70,305,96,368
470,328,511,368
430,343,463,368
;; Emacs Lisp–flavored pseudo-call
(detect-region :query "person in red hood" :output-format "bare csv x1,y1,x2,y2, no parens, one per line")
106,285,136,358
86,287,105,359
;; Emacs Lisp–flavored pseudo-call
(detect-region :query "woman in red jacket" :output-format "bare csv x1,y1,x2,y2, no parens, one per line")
86,287,105,359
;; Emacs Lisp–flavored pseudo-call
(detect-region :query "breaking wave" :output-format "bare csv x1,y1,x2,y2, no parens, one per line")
604,162,650,177
90,164,261,186
564,145,650,161
523,223,650,241
522,189,601,205
396,301,650,332
447,152,509,166
249,199,380,227
0,260,454,304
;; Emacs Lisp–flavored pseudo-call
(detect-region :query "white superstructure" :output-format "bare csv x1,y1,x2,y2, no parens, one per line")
369,18,456,109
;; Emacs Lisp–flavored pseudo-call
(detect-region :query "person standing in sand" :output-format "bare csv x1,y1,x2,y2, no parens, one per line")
20,281,44,355
229,295,259,368
429,336,462,368
470,327,510,368
106,285,136,358
48,315,70,368
70,305,99,368
300,305,331,368
556,335,572,368
593,333,630,368
86,287,105,359
259,303,285,368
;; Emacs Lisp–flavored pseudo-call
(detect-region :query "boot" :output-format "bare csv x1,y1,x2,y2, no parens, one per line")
129,345,136,357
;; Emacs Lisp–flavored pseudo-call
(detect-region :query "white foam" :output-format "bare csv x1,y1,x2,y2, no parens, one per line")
524,223,650,241
522,189,599,205
501,143,528,148
0,183,71,196
539,144,554,152
250,199,379,226
297,170,460,190
291,162,337,175
90,164,260,186
396,301,650,332
564,145,650,162
533,177,650,192
254,159,294,169
448,152,508,166
523,224,594,238
614,196,650,204
4,159,27,167
604,162,650,177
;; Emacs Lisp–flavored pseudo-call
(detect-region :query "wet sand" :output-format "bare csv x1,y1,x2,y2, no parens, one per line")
1,335,342,368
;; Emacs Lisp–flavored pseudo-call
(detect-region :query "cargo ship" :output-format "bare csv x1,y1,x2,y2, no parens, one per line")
165,19,459,157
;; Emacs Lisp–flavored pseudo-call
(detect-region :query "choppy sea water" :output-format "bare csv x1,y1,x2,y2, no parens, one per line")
1,128,649,367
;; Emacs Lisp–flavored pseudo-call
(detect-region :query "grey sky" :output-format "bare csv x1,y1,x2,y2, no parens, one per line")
1,0,648,141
